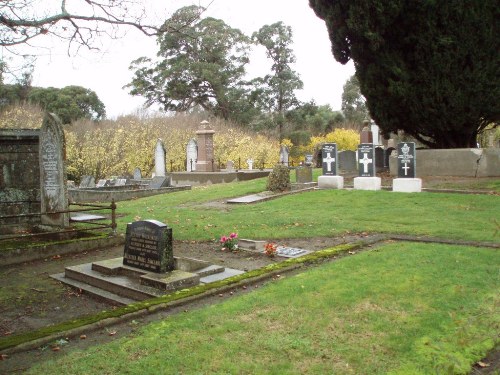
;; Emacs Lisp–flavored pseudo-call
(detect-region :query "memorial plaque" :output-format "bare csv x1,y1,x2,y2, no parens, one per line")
397,142,416,178
357,143,375,177
322,143,338,176
123,220,174,273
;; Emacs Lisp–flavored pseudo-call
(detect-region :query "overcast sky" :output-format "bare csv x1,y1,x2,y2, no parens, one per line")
27,0,355,119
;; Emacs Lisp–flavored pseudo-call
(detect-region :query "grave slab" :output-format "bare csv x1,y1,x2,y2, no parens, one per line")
275,246,311,258
200,268,245,283
318,175,344,189
70,213,106,222
353,177,382,191
392,178,422,193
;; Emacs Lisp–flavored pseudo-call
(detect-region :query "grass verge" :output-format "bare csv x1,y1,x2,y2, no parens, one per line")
26,242,500,374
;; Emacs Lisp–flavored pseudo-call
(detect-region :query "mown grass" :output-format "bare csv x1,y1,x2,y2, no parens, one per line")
27,242,500,374
114,177,499,243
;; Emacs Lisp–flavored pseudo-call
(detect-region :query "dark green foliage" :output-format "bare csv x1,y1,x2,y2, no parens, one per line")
127,6,252,123
286,100,344,134
266,164,291,192
341,75,369,126
310,0,499,148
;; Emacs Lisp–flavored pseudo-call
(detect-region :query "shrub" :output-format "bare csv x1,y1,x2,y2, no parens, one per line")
266,164,291,192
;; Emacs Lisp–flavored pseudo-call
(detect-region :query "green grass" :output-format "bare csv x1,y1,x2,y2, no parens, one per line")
113,178,499,243
27,242,500,374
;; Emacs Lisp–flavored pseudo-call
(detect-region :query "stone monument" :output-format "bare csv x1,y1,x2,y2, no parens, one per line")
154,139,166,177
186,139,198,172
39,113,70,227
318,143,344,189
133,167,142,180
393,142,422,192
353,143,381,190
195,121,217,172
279,145,289,166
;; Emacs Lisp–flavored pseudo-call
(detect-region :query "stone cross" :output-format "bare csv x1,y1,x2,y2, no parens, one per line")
323,153,335,172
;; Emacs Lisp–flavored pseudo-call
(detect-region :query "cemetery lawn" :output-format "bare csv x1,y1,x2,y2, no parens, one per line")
114,177,499,243
27,241,500,374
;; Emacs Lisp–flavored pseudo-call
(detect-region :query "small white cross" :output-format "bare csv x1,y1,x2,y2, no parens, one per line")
359,153,373,173
323,152,335,172
402,163,410,175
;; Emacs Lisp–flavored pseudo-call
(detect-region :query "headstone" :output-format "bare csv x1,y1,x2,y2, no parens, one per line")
279,145,289,166
133,167,142,180
123,220,174,273
296,166,313,183
96,179,109,188
360,121,373,144
195,120,217,172
321,143,338,176
186,139,198,172
371,123,381,145
148,176,170,189
247,159,254,170
154,139,166,177
385,147,396,168
304,154,313,166
375,147,385,171
79,175,95,188
67,180,76,188
357,143,375,177
226,160,235,171
115,178,127,186
39,113,69,227
397,142,416,178
338,150,357,171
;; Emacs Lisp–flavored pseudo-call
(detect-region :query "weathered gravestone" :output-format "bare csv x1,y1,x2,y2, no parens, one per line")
247,159,254,170
375,147,385,171
318,143,344,189
226,160,235,171
123,220,174,273
186,139,198,172
338,150,357,171
295,166,313,183
115,178,127,186
357,143,375,177
360,122,373,144
133,167,142,180
279,145,289,166
304,154,314,166
393,142,422,192
354,143,381,190
148,176,170,189
79,175,95,188
155,139,166,177
39,113,69,227
96,179,110,188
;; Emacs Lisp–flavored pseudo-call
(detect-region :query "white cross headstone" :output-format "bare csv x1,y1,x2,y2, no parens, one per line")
323,153,335,172
360,153,373,173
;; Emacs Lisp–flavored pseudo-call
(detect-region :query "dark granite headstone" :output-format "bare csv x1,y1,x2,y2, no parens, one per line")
357,143,375,177
375,147,385,171
39,113,69,227
321,143,338,176
296,166,313,183
338,150,357,171
397,142,416,178
123,220,174,273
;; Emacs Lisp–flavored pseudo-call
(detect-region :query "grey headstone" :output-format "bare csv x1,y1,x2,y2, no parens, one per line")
338,150,357,171
39,113,69,227
96,179,109,188
133,168,142,180
115,178,127,186
296,167,313,183
79,175,95,188
279,145,289,166
226,160,235,171
357,144,375,177
155,139,166,177
397,142,416,178
123,220,174,273
148,176,170,189
304,154,313,166
322,143,338,176
186,139,198,172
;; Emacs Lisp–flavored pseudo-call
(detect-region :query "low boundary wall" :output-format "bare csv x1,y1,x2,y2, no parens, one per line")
170,170,270,186
389,148,500,177
69,186,191,203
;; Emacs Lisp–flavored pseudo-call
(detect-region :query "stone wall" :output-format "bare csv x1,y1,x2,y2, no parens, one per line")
0,129,41,230
389,148,500,177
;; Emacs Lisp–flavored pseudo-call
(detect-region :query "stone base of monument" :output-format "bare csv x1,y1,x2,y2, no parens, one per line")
318,175,344,189
51,256,243,305
353,177,382,191
392,178,422,193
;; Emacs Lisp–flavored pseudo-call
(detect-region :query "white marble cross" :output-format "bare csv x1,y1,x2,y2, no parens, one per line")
323,152,335,172
360,153,373,173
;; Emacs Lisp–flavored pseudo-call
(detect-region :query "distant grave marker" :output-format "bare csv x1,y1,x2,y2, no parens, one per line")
321,143,338,176
397,142,416,178
155,139,166,177
357,143,375,177
123,220,174,273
